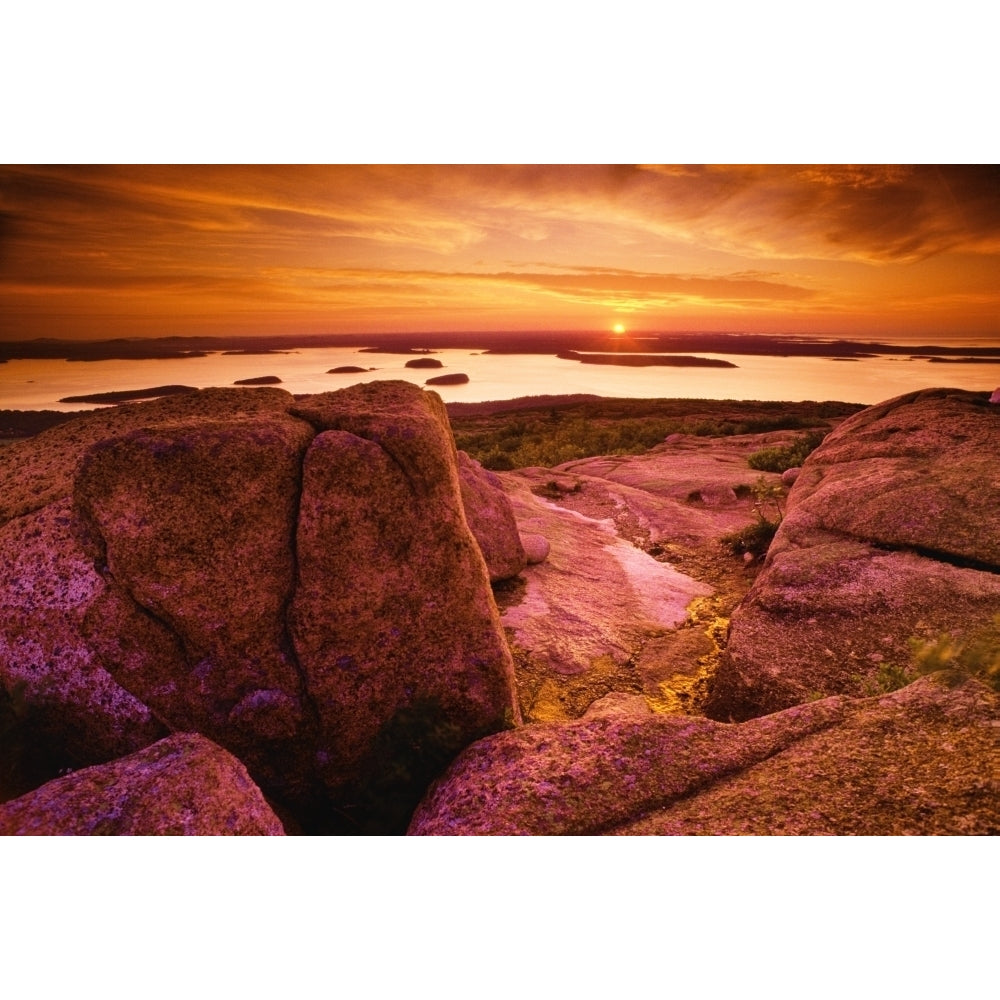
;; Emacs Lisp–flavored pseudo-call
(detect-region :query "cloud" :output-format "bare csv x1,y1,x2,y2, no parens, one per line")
1,164,997,340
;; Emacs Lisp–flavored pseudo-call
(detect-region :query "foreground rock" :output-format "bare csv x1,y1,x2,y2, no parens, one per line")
0,382,518,832
74,409,317,802
0,733,285,835
707,388,1000,720
409,674,999,835
456,451,526,582
288,384,519,826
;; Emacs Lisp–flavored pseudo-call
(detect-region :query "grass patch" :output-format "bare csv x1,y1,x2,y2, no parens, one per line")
720,519,779,560
854,617,1000,697
911,617,1000,691
747,430,827,473
452,398,860,472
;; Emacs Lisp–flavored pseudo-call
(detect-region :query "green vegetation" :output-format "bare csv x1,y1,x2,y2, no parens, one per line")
462,414,673,471
451,398,859,472
720,476,786,560
858,660,916,696
747,430,827,473
911,616,1000,691
855,616,1000,696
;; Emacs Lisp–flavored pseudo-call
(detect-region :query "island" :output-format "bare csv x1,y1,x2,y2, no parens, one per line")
58,385,198,404
557,351,737,368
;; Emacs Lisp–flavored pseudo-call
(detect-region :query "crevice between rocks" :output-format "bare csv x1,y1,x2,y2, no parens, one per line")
867,539,1000,576
277,427,324,738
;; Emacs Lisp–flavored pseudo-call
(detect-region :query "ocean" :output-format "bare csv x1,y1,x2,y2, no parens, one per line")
3,345,1000,411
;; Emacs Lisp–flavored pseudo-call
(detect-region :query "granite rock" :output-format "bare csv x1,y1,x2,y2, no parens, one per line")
0,732,286,835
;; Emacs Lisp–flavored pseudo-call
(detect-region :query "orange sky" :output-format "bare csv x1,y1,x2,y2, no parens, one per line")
1,164,998,343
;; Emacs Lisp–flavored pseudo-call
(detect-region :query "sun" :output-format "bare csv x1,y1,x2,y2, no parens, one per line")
612,323,626,335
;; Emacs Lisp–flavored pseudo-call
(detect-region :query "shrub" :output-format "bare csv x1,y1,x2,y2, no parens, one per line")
720,519,779,559
748,431,826,473
858,661,916,696
854,618,1000,697
910,617,1000,691
721,476,785,559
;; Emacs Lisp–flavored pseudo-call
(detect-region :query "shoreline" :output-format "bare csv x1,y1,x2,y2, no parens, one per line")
1,392,871,441
4,331,1000,364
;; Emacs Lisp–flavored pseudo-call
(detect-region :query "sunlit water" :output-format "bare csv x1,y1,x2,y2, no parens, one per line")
3,347,1000,411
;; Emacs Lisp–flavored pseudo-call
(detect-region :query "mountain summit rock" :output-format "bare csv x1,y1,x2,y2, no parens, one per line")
0,382,519,832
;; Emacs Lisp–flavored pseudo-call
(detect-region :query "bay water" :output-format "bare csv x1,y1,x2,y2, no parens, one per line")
3,346,1000,411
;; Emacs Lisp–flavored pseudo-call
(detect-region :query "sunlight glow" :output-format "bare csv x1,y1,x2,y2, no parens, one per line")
613,323,626,335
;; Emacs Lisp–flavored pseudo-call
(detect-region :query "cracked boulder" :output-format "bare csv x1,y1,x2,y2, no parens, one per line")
706,388,1000,721
73,413,317,802
1,383,519,832
409,674,999,835
288,383,519,827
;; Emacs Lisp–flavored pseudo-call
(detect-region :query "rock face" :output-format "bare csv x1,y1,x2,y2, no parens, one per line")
455,451,526,582
409,674,999,835
0,733,286,835
288,383,520,827
0,382,518,832
707,388,1000,721
73,412,317,802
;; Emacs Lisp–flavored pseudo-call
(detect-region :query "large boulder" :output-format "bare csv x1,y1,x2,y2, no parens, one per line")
0,732,286,835
706,388,1000,720
0,382,519,832
409,674,999,835
288,383,520,827
73,413,318,802
455,450,526,582
0,389,296,781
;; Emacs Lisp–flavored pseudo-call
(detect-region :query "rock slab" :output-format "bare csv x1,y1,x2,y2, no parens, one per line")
409,675,999,835
0,733,286,835
707,388,1000,720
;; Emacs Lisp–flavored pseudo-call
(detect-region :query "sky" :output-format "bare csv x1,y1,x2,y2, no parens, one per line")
2,164,999,344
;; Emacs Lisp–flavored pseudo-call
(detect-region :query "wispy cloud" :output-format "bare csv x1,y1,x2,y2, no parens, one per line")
1,164,997,339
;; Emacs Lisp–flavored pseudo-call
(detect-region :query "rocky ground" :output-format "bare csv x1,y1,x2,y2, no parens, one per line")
411,387,999,834
492,427,811,721
2,385,996,835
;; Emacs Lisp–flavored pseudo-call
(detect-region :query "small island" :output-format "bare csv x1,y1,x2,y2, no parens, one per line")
327,366,372,374
233,375,282,385
426,373,470,386
405,358,444,369
58,385,198,404
359,346,437,355
556,351,738,369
